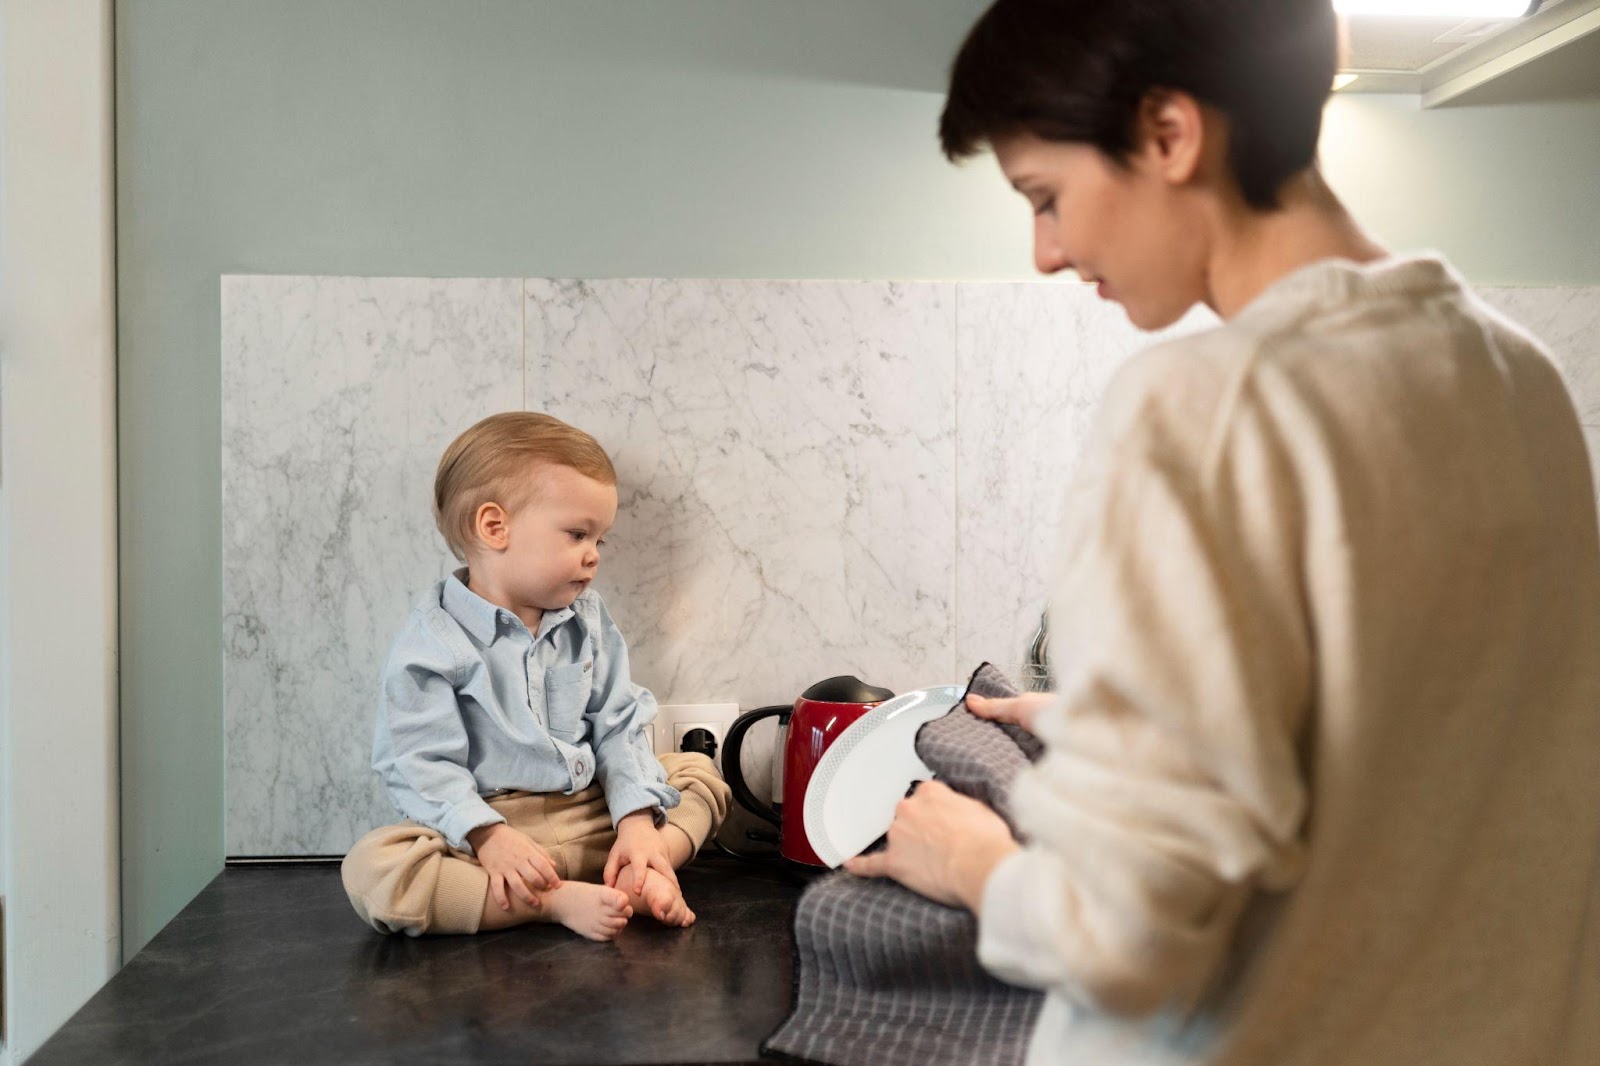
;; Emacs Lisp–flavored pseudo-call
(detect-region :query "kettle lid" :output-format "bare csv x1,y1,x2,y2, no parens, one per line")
801,675,895,704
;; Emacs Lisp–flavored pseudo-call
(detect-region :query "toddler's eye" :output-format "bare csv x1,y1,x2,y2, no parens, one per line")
568,530,587,542
597,539,607,548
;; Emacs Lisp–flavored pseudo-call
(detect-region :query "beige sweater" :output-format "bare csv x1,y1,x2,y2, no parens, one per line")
978,256,1600,1066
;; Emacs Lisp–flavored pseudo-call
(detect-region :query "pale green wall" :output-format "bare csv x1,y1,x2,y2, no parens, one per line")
117,0,1600,956
1323,93,1600,286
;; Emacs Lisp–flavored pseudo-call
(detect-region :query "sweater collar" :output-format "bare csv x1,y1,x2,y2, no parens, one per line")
1232,252,1461,332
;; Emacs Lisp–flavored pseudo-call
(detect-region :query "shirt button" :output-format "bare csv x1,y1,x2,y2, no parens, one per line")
574,759,587,775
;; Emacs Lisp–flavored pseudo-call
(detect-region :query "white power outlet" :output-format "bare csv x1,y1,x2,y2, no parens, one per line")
655,702,741,772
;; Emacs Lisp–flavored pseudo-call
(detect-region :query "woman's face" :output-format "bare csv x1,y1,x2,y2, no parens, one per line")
994,129,1209,331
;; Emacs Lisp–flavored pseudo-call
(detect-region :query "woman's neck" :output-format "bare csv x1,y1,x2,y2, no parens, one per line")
1205,169,1388,320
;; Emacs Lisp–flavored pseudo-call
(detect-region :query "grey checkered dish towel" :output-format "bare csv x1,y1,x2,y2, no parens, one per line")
762,663,1047,1066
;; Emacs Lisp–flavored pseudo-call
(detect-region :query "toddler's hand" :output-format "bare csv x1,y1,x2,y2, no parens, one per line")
605,810,677,896
468,822,560,911
965,690,1055,735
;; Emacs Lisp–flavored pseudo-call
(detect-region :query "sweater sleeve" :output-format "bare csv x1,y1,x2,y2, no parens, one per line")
978,342,1313,1017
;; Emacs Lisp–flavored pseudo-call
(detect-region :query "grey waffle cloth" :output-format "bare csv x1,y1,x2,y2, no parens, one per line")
762,664,1046,1066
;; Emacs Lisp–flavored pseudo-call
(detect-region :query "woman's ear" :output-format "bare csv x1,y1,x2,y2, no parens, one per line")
1134,88,1207,188
474,501,510,551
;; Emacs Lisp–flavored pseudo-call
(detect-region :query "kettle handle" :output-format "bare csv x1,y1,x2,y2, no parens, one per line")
721,705,790,828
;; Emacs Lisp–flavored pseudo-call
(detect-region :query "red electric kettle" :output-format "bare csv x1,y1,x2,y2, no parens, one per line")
722,675,894,867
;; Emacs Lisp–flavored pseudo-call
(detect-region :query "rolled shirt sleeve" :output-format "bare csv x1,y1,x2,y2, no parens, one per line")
977,343,1312,1017
372,618,505,853
585,594,680,826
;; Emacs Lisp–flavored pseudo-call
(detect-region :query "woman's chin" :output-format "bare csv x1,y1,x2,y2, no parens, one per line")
1125,299,1193,333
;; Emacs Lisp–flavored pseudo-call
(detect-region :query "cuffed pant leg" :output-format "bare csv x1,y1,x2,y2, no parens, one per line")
341,822,489,936
659,751,732,863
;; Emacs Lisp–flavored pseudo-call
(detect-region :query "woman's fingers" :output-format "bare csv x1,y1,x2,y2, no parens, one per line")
844,851,890,878
966,691,1054,733
843,779,1018,908
965,692,1014,720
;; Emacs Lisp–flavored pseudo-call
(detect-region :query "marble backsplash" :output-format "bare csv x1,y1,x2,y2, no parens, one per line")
222,275,1600,855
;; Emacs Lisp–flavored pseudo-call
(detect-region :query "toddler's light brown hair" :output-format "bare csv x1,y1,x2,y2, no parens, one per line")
434,412,616,561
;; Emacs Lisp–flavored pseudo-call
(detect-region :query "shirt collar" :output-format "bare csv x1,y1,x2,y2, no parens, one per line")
441,569,577,644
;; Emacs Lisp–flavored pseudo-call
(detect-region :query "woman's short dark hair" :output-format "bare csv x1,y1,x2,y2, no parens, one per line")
940,0,1339,210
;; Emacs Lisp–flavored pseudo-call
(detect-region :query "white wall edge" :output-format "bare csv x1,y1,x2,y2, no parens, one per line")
0,0,121,1060
1422,2,1600,108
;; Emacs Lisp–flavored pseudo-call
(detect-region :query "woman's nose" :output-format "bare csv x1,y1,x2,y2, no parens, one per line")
1033,218,1070,276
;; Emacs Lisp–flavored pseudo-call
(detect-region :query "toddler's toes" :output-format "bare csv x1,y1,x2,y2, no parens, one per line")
658,893,694,927
579,919,621,943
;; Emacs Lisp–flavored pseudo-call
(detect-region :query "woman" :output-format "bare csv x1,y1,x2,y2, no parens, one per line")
845,2,1600,1063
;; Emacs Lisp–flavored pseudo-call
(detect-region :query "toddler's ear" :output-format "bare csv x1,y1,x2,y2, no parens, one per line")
474,501,510,550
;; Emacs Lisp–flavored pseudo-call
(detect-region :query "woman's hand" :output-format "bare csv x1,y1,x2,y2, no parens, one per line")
844,780,1020,911
468,822,561,911
605,810,678,895
966,690,1056,735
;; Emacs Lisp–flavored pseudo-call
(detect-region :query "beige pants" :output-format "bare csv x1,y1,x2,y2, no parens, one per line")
342,752,730,935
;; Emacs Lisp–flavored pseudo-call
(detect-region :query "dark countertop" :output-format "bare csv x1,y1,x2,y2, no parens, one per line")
30,856,807,1066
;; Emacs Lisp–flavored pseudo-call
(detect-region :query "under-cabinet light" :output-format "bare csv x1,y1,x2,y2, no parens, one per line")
1333,1,1527,16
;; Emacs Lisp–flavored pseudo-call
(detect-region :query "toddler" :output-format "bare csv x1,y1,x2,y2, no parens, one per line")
342,412,731,940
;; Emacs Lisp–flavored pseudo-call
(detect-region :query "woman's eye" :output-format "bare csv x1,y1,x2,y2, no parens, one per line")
1032,196,1056,218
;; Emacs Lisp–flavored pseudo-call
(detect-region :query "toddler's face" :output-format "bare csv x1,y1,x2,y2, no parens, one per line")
499,463,618,612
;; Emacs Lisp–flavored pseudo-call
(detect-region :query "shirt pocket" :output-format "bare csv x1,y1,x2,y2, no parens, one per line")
543,660,592,742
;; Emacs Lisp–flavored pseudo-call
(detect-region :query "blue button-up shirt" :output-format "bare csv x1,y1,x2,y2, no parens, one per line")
371,570,679,852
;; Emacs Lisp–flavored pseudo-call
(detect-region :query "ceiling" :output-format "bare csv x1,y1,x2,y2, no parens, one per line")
1345,16,1510,72
1340,0,1600,104
770,0,1600,106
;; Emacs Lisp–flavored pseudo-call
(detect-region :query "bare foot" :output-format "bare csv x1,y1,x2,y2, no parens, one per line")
626,867,696,928
540,881,633,941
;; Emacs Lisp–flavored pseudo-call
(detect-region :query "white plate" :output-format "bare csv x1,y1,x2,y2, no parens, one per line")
803,684,962,868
